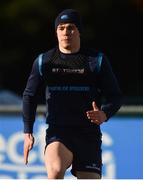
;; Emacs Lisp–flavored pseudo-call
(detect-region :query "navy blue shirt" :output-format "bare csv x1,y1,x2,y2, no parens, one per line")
23,48,122,133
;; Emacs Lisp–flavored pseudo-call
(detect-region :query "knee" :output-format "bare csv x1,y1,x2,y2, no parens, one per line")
47,163,65,178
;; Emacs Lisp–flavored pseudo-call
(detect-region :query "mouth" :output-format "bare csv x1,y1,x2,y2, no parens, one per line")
63,38,70,41
64,39,70,41
63,36,72,41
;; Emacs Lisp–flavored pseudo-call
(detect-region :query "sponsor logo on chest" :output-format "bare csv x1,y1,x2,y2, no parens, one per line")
52,68,85,74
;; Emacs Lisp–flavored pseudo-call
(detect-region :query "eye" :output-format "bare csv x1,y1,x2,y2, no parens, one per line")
67,25,74,31
58,26,64,31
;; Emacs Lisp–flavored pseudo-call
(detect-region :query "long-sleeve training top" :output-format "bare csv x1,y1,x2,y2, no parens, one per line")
23,47,122,133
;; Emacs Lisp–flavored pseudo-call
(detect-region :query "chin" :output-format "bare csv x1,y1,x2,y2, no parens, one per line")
63,44,71,49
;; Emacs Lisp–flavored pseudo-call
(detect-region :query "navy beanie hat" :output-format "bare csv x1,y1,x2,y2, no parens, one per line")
55,9,82,33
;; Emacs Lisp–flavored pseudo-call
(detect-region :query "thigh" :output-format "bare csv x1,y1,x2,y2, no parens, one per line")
45,141,73,171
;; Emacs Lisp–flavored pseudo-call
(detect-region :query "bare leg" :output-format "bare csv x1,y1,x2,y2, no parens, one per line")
44,141,73,179
76,171,101,179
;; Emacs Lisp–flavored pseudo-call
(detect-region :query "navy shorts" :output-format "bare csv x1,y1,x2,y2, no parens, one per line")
45,124,102,176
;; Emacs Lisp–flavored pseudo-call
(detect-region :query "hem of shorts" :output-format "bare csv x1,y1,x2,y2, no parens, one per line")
44,139,73,155
71,168,101,177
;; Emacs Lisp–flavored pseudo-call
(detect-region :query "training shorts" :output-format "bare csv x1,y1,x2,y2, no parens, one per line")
45,124,102,176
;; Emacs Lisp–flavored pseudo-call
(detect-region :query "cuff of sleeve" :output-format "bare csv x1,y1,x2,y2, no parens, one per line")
23,121,34,133
101,107,111,121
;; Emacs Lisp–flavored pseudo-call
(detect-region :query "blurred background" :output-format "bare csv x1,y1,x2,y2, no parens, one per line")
0,0,143,179
0,0,143,103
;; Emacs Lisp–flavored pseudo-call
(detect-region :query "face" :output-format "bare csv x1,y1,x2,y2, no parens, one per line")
56,23,80,51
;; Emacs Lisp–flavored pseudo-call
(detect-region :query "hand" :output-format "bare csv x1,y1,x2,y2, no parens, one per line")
24,133,34,165
86,101,107,125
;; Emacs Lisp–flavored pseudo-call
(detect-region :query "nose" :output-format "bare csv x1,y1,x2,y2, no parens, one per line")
63,28,70,35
